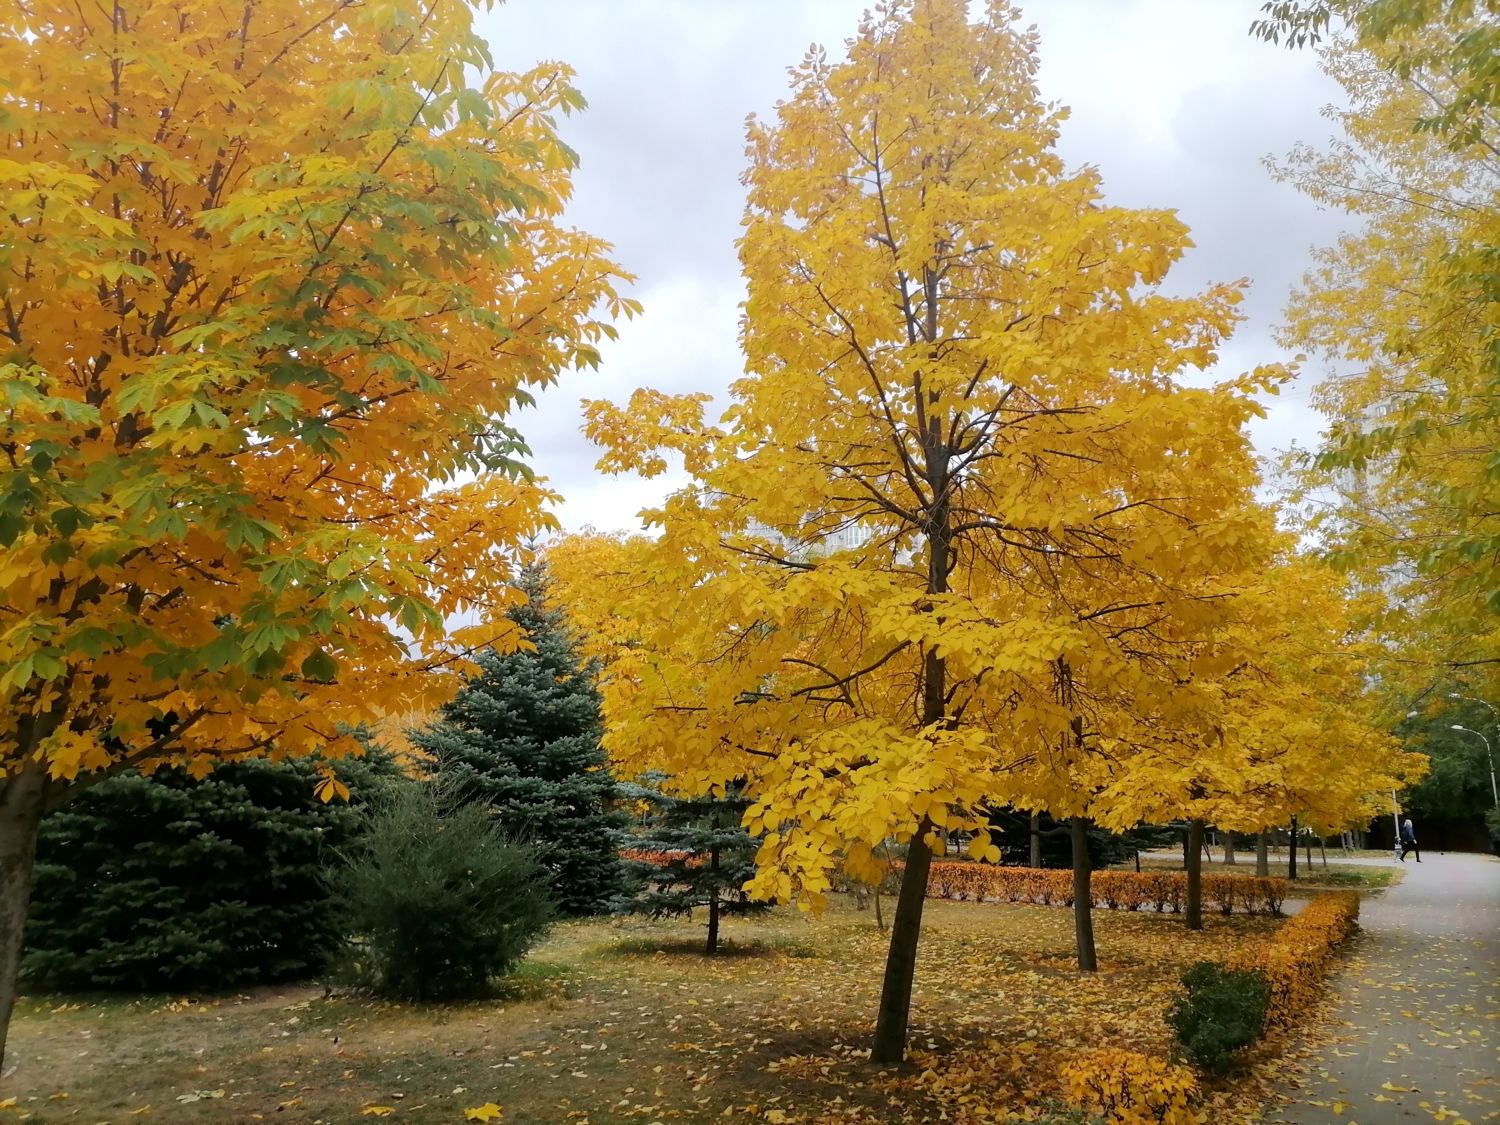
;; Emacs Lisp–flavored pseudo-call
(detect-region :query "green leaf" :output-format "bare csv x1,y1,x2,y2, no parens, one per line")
301,648,339,682
64,627,119,658
51,507,84,537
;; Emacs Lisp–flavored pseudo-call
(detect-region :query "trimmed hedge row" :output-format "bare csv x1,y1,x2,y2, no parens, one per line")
1060,1048,1198,1125
1062,893,1360,1120
920,862,1288,915
1228,889,1360,1028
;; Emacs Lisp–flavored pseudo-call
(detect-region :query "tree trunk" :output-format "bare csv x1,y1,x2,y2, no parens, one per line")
706,845,720,955
871,426,951,1065
1070,816,1097,971
1185,819,1205,931
1255,830,1269,877
1288,815,1299,880
1029,811,1041,869
0,762,50,1071
872,818,934,1063
1223,832,1236,866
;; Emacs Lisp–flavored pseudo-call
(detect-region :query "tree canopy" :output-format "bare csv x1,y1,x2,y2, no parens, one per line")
0,0,632,1063
551,0,1337,1061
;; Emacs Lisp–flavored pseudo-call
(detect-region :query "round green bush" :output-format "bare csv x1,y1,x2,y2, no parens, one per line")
1168,961,1271,1074
329,784,553,1001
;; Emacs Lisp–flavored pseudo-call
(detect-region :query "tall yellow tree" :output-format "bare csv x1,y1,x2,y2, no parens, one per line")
0,0,633,1060
1265,8,1500,704
559,0,1275,1063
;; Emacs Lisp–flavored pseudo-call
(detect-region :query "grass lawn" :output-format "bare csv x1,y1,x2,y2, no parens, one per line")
6,897,1290,1125
1123,855,1403,890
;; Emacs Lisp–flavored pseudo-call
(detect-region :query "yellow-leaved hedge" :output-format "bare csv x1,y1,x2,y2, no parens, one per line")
1061,1048,1199,1125
914,862,1288,915
1228,890,1360,1027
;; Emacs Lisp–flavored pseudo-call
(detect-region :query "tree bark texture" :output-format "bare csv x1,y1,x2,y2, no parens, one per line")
0,762,50,1072
1185,818,1205,931
870,425,951,1065
872,818,934,1063
1070,816,1097,971
1256,829,1269,877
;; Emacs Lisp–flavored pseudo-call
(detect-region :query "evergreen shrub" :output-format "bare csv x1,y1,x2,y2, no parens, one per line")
1167,961,1271,1074
329,784,552,1001
23,751,394,992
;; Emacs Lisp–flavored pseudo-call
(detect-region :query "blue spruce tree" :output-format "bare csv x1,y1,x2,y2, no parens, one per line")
414,567,625,916
619,778,768,954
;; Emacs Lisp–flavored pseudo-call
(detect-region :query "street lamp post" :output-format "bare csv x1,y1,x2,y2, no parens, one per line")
1449,694,1500,809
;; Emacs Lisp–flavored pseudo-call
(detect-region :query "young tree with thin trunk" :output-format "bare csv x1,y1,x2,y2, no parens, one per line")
617,780,767,955
0,0,632,1065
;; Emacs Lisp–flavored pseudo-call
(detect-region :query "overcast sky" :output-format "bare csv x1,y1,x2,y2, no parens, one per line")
479,0,1353,535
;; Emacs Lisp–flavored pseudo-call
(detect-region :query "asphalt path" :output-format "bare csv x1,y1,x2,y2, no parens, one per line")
1270,851,1500,1125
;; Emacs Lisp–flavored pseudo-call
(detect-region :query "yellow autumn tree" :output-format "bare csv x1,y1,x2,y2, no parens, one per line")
1270,14,1500,703
0,0,634,1059
557,0,1278,1062
1071,554,1422,914
986,541,1408,949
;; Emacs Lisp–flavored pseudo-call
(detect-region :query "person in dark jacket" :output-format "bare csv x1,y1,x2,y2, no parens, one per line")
1399,818,1421,862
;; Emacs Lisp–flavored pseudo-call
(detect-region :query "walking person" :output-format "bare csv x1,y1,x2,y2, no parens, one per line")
1400,817,1422,863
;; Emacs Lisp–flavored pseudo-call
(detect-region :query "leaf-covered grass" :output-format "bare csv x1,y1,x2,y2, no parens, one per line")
7,897,1298,1124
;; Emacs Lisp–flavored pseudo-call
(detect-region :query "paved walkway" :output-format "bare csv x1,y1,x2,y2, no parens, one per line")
1271,852,1500,1125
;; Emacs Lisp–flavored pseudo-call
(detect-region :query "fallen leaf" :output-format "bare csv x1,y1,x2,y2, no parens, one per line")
175,1091,224,1104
